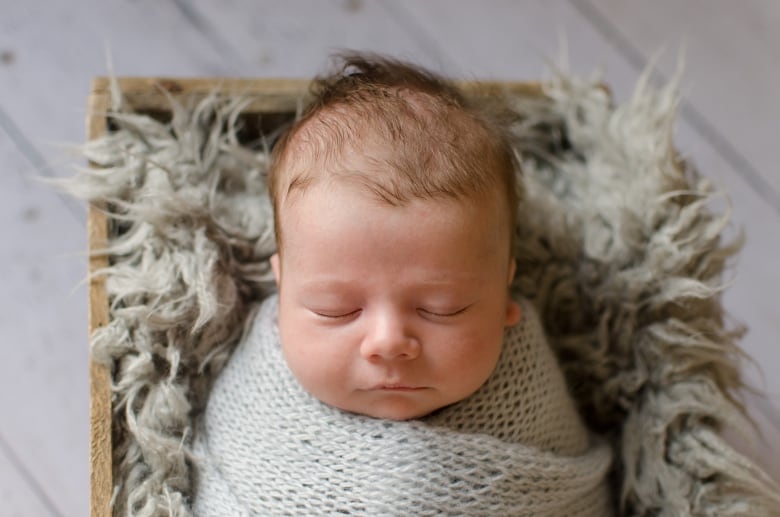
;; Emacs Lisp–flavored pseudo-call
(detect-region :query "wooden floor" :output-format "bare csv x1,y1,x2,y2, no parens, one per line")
2,1,778,514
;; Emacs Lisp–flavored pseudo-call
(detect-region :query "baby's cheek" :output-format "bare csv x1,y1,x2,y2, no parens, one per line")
459,327,503,375
438,327,498,370
279,322,319,380
282,326,350,395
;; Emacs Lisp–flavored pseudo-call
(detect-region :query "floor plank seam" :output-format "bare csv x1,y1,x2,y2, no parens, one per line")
570,0,780,217
170,0,244,73
0,106,85,221
752,394,780,434
0,431,64,517
375,0,458,72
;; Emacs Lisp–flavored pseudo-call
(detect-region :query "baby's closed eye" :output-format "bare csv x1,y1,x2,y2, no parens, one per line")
310,308,362,320
417,304,471,319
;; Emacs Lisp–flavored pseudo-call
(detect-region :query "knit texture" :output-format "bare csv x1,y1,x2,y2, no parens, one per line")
193,295,613,516
58,70,780,516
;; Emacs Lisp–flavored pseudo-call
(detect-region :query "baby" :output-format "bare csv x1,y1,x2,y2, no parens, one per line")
267,55,521,422
194,54,613,516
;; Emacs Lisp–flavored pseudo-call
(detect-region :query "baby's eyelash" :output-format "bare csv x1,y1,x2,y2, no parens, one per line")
312,309,361,319
419,306,469,318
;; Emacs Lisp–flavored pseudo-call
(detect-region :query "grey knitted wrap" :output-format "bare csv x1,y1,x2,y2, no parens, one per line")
193,295,613,516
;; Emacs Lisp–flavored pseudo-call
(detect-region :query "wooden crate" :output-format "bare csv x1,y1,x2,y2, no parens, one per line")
86,77,543,516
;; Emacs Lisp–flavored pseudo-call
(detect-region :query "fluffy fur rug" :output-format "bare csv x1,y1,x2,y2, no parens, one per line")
65,71,780,516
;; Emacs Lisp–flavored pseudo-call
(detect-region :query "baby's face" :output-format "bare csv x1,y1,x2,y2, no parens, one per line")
271,182,520,420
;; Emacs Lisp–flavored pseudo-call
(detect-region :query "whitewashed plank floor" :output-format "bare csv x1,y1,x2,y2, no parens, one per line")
1,1,777,515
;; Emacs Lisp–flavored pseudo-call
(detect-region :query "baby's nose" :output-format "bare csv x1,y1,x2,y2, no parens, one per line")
360,311,420,361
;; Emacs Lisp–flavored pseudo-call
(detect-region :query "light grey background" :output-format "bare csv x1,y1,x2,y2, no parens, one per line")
1,1,778,515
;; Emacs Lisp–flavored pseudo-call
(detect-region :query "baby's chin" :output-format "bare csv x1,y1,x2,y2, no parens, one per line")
330,394,466,422
333,392,456,421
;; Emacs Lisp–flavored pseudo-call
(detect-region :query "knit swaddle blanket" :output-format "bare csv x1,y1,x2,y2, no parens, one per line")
193,295,613,516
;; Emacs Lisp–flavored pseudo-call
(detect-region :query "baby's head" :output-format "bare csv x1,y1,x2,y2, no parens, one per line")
268,54,522,420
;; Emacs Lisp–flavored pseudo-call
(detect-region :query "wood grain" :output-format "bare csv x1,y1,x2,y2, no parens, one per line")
87,82,112,517
89,76,543,113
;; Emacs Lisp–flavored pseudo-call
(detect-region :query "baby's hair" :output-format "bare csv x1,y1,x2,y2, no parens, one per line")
269,52,519,251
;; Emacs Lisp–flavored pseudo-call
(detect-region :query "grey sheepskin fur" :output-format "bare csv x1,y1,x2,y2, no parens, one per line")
64,71,780,516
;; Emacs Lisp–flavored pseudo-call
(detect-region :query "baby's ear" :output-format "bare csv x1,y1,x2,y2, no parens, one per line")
505,299,522,327
270,253,281,285
505,259,521,326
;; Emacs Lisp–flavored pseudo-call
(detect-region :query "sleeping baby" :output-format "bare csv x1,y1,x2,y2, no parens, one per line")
194,53,613,516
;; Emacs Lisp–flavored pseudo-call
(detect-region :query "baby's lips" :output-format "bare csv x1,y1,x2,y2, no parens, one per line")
371,384,428,391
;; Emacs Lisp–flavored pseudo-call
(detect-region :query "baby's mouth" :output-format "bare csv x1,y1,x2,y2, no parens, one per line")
372,384,428,391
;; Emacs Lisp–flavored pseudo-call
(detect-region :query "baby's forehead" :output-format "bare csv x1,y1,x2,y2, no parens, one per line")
281,178,504,237
277,187,511,293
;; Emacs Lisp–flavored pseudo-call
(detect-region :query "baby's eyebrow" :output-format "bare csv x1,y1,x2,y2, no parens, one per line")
409,270,482,286
297,279,358,292
417,275,479,285
298,275,480,294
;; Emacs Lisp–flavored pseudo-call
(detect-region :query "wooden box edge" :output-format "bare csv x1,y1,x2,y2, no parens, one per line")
87,78,113,517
